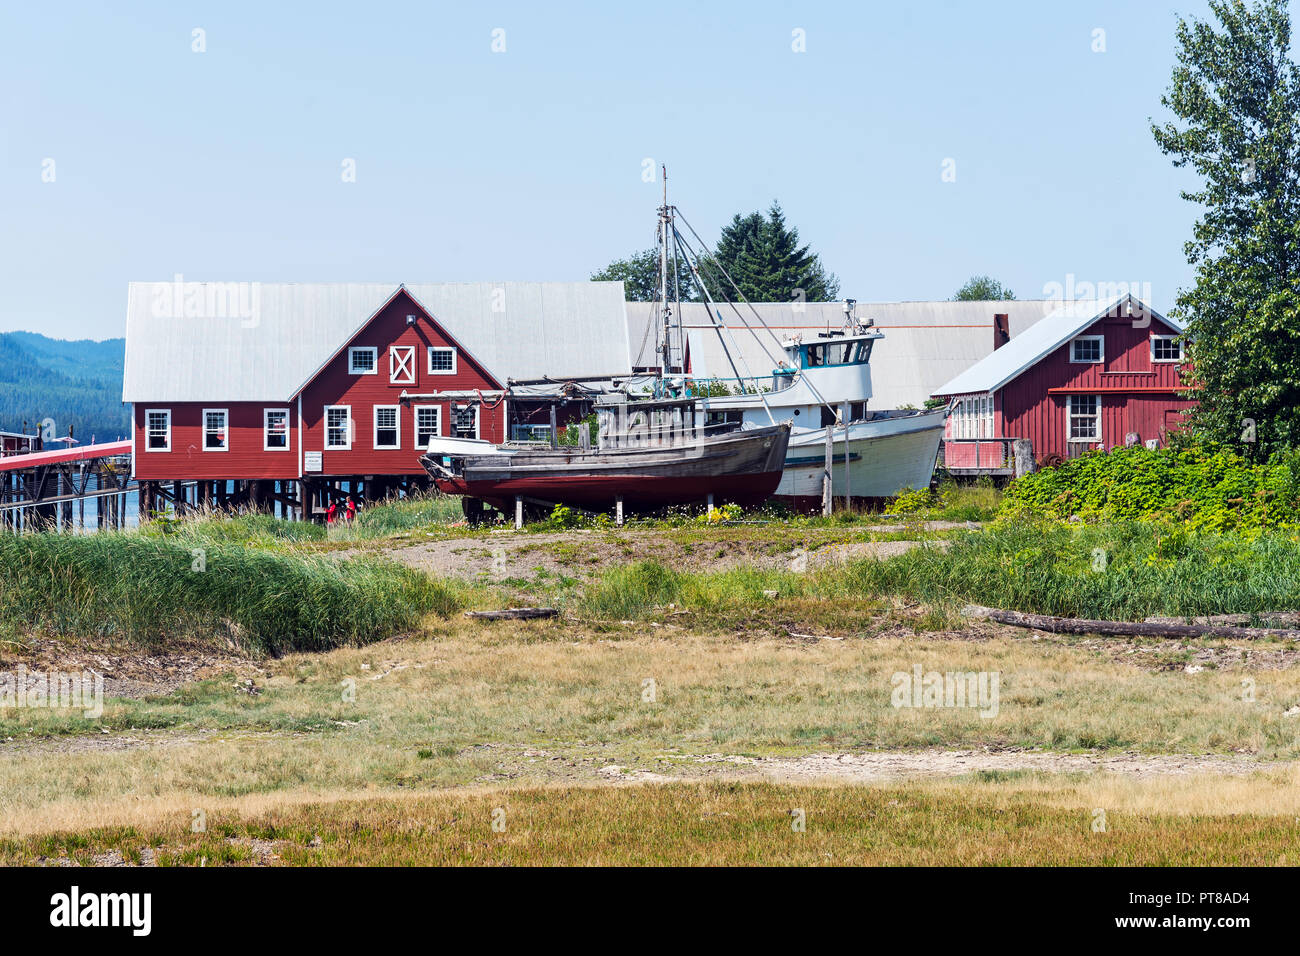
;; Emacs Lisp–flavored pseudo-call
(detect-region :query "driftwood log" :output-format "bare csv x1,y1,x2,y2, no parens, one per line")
1144,612,1300,628
961,605,1300,641
464,607,559,621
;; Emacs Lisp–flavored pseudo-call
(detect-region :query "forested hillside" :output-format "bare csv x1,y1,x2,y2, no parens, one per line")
0,332,128,443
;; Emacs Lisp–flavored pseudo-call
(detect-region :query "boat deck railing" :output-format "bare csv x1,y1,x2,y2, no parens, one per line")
598,419,748,450
683,374,789,398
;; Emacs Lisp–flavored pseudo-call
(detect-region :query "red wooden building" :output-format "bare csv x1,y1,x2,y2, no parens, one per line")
932,295,1194,473
1,430,35,457
122,281,628,515
131,286,505,479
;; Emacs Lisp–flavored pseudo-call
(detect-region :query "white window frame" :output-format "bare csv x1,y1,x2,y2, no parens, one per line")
414,405,441,449
428,346,457,376
202,408,229,452
452,403,479,439
373,404,401,450
144,408,171,452
1070,335,1104,364
348,346,378,375
263,407,291,452
950,394,994,440
389,345,416,385
1067,395,1102,443
325,404,352,450
1150,334,1183,363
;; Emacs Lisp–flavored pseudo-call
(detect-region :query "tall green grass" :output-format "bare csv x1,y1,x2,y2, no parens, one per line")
329,494,464,540
0,532,462,654
845,521,1300,620
147,512,326,548
583,523,1300,622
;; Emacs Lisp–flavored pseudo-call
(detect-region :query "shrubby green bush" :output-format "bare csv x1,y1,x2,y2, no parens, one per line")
1000,446,1300,531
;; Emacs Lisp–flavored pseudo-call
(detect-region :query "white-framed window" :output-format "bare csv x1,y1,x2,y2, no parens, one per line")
452,403,479,439
325,405,352,450
1151,334,1183,362
374,405,400,450
1068,395,1101,442
264,408,290,451
428,346,457,375
145,408,171,452
202,408,229,451
348,346,378,375
390,345,416,384
1070,335,1104,363
950,394,994,439
414,405,441,448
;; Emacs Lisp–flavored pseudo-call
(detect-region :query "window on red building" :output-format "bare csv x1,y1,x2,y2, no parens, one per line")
1068,395,1100,441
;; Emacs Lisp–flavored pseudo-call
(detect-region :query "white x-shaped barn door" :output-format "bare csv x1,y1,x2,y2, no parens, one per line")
390,345,416,384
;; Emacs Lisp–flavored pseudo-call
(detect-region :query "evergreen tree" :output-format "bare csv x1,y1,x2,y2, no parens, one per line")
700,202,839,302
0,333,129,442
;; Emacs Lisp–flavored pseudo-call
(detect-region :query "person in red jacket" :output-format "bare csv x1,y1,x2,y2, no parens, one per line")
325,500,337,526
345,496,358,523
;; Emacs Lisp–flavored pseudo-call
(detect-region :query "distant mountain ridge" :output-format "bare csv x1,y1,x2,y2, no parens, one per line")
0,331,129,443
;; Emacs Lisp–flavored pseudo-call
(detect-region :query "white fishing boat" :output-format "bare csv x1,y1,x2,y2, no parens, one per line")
688,302,946,509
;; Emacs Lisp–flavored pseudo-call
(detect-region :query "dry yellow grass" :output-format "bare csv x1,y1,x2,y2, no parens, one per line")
4,778,1298,866
3,618,1299,852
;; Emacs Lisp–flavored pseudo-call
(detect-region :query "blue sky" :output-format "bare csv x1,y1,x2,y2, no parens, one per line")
0,0,1266,340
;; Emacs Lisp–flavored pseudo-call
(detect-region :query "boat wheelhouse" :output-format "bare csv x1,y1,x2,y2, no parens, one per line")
688,306,946,508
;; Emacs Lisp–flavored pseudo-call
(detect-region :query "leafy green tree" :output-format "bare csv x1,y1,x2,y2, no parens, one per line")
1151,0,1300,455
697,202,839,302
591,248,698,302
951,275,1016,301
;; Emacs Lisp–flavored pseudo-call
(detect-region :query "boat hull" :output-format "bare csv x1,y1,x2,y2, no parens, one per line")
423,423,791,512
775,408,945,510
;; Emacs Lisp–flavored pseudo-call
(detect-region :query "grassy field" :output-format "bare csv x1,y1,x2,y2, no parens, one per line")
3,616,1299,849
3,491,1300,865
570,522,1300,625
5,777,1299,866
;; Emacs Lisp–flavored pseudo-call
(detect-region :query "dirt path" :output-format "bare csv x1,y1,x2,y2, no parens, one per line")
746,749,1283,781
365,524,962,581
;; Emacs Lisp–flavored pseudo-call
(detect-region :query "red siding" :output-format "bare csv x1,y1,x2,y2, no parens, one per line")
299,290,505,476
943,314,1195,467
942,441,1012,470
133,402,299,480
131,289,506,480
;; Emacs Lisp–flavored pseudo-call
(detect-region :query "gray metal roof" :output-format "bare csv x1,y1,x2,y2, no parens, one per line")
931,295,1182,397
627,300,1058,408
123,281,630,402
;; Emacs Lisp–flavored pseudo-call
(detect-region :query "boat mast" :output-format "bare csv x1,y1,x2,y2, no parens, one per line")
658,165,672,378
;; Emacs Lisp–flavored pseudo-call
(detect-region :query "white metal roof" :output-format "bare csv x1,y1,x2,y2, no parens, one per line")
931,295,1182,397
627,300,1058,408
123,281,630,403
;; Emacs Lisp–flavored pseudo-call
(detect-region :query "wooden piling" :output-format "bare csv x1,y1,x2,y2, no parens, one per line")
822,425,833,517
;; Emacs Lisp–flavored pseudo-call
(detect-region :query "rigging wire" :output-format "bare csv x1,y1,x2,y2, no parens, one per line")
670,227,777,423
673,209,792,367
672,207,844,420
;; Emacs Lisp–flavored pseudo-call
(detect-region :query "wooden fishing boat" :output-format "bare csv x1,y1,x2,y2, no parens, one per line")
421,396,791,517
419,171,796,520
